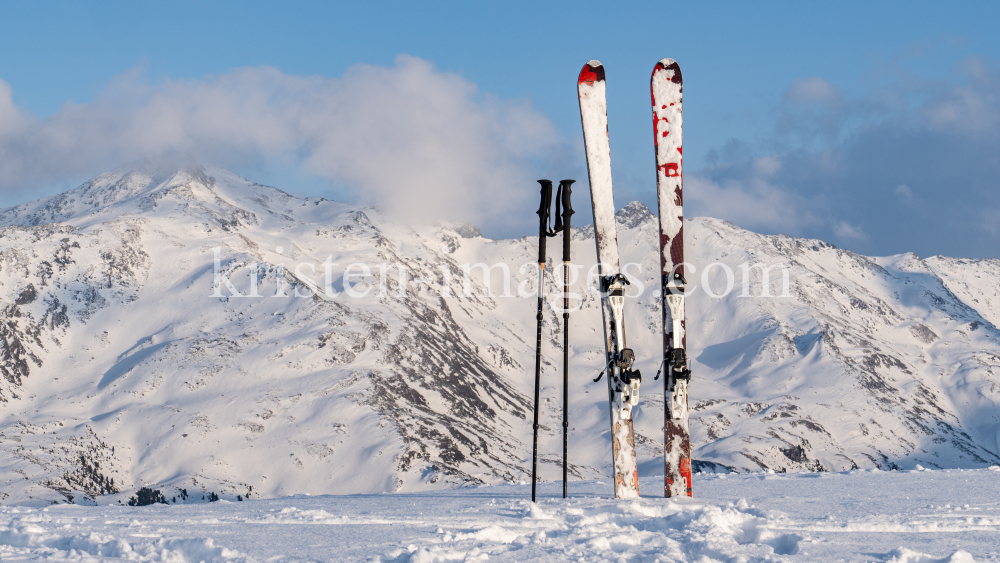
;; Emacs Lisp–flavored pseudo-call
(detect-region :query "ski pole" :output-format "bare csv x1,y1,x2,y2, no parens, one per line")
532,179,554,503
559,179,575,499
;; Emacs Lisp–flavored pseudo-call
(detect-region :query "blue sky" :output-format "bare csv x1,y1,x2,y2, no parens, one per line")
1,1,999,258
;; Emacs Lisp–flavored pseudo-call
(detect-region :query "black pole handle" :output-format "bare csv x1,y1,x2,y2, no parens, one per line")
559,180,575,261
536,179,553,264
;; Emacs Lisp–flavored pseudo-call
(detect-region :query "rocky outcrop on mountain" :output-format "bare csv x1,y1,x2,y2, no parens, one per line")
0,162,998,505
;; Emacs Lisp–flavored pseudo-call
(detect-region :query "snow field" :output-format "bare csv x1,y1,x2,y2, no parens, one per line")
2,468,998,562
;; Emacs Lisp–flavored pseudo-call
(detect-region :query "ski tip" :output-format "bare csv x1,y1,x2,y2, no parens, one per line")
653,58,682,84
579,60,605,85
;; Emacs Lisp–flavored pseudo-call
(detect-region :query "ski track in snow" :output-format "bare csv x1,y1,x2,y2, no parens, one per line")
2,470,998,562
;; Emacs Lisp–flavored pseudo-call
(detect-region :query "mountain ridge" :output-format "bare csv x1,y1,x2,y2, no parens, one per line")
1,163,999,505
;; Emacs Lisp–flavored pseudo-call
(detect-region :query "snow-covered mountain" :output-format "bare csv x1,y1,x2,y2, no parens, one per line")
1,162,999,505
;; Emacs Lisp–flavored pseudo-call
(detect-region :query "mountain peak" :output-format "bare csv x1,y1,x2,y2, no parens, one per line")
615,201,654,229
0,161,224,228
101,156,207,182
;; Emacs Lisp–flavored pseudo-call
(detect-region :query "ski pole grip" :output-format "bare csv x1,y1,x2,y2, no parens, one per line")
559,180,575,261
537,179,553,264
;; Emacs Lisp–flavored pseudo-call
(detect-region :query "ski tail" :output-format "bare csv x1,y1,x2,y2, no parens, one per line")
651,57,693,498
578,60,639,499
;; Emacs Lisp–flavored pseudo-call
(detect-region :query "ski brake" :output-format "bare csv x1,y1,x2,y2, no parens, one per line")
664,272,691,419
601,273,641,419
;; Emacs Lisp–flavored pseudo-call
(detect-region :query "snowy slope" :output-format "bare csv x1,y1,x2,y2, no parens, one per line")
2,469,998,562
1,162,999,506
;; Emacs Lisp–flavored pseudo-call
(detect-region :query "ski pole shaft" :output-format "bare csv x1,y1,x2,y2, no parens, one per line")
559,180,574,499
532,179,553,503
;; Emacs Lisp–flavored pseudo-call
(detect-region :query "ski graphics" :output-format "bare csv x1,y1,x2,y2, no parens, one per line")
578,60,640,499
651,58,692,497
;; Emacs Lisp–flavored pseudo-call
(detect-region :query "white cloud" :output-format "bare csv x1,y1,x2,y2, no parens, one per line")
833,221,868,242
705,56,1000,258
786,77,840,105
0,79,29,134
686,175,815,235
923,84,1000,135
752,155,782,177
920,58,1000,136
0,55,559,231
980,207,1000,236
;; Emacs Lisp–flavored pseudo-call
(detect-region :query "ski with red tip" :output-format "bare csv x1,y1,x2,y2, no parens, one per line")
651,58,693,498
578,60,640,499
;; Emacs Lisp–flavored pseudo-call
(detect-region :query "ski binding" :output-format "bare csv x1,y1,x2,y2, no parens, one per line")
602,273,642,419
664,272,691,419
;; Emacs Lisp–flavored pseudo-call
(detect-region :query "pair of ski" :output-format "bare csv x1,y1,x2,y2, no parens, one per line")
578,59,692,499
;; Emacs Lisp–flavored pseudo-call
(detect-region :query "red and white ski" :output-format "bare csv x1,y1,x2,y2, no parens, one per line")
578,60,640,499
651,58,693,497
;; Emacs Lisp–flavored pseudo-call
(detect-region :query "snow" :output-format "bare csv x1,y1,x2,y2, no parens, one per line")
2,162,1000,510
2,469,998,561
